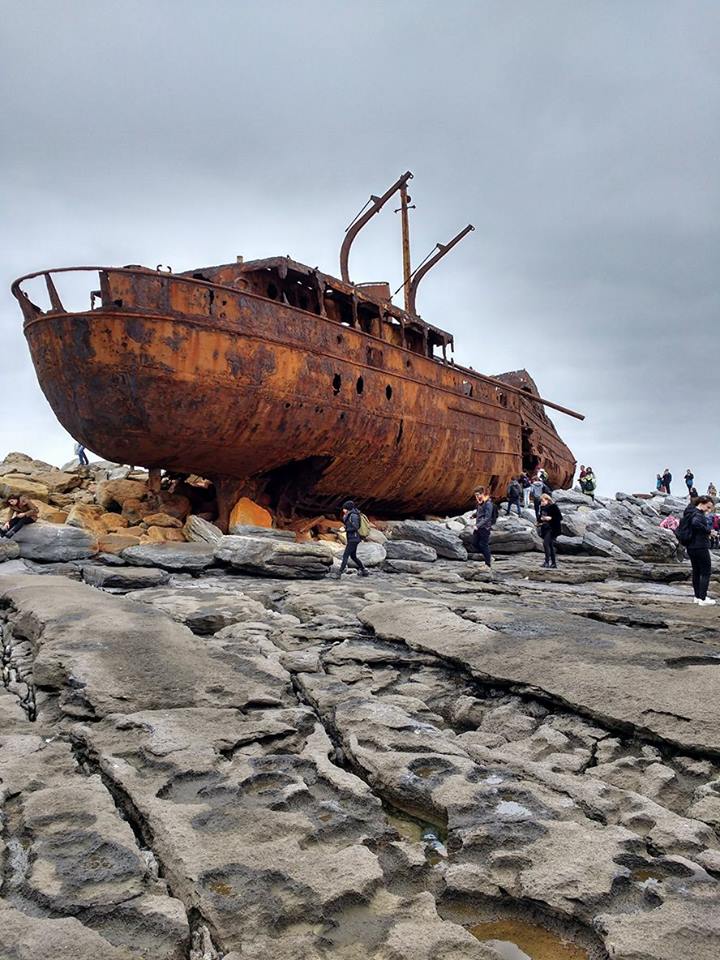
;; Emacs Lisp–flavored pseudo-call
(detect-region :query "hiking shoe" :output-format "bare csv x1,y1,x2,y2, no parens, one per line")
693,598,702,604
550,563,557,569
700,598,717,606
359,569,370,577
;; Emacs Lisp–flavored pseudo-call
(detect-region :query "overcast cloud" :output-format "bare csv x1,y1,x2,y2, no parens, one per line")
1,0,718,496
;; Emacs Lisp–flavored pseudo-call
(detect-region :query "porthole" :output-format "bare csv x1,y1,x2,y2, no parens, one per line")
386,385,393,401
356,376,364,395
267,282,278,299
332,373,341,395
337,334,343,344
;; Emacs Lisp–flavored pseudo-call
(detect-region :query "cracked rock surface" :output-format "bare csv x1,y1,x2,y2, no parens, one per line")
1,551,719,959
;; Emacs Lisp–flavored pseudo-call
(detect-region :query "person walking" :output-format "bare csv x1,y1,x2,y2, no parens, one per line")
74,441,89,466
537,492,562,568
680,495,715,605
472,486,494,568
662,468,672,495
335,500,369,578
578,465,587,492
0,495,39,539
530,475,546,519
685,469,695,495
708,482,717,498
505,477,522,517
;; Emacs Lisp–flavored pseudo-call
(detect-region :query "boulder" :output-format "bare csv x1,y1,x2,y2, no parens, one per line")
460,517,540,554
66,503,105,534
0,540,20,563
555,535,586,555
0,474,49,501
145,525,186,543
215,535,333,579
586,501,679,561
229,496,273,529
581,530,637,563
82,565,170,591
26,469,83,494
98,533,142,555
95,478,148,510
122,542,216,571
552,489,601,508
388,520,467,561
355,542,387,567
142,512,182,528
121,497,149,525
99,512,129,532
384,540,438,562
229,524,296,541
184,515,223,544
12,522,98,562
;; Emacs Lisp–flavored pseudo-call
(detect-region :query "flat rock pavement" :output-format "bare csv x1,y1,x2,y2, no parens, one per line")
0,556,719,959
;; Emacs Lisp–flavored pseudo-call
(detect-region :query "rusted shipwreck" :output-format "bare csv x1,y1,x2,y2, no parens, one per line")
12,171,580,527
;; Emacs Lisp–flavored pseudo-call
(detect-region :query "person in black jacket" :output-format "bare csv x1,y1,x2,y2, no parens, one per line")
662,468,672,495
472,487,494,568
505,477,523,517
335,500,369,578
684,495,715,605
537,493,562,568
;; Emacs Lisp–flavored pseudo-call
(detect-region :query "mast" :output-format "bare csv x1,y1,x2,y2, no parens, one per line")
399,182,413,313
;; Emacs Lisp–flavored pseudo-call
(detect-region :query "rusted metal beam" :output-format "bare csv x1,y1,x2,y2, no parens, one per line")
340,171,413,283
408,224,475,317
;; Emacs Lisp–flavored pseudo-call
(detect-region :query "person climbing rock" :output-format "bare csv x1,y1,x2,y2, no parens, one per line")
531,475,546,519
538,492,562,568
74,441,89,466
335,500,369,578
0,495,39,539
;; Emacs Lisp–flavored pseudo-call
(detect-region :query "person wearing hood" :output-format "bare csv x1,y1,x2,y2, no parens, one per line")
682,495,715,605
335,500,369,578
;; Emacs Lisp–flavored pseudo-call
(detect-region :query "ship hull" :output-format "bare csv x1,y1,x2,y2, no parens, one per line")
18,267,575,516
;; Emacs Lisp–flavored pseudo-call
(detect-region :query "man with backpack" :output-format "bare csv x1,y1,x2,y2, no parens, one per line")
335,500,370,578
506,477,523,516
472,486,494,568
677,495,715,605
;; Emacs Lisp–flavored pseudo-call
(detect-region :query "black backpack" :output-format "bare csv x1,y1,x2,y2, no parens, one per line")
491,501,500,525
675,512,693,547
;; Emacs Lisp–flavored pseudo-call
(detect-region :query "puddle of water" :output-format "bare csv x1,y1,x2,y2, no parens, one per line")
469,919,589,960
631,867,664,884
496,800,533,821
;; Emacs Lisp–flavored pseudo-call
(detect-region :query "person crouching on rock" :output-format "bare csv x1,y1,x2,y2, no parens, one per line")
472,487,493,568
683,495,715,606
0,495,39,539
538,493,562,569
336,500,369,578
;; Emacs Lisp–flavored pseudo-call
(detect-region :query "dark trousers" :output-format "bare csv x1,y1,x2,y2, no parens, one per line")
506,499,521,516
688,547,711,600
542,530,557,566
78,448,89,466
533,496,542,520
339,539,367,574
472,527,492,566
0,516,34,539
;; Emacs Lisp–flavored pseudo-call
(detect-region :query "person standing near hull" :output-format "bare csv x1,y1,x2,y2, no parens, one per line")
681,495,715,605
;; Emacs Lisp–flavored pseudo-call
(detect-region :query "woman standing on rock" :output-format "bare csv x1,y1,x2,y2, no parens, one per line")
680,495,716,605
538,493,562,569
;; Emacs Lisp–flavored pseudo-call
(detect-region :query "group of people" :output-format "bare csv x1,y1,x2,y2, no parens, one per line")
577,465,597,500
475,484,562,569
656,468,717,501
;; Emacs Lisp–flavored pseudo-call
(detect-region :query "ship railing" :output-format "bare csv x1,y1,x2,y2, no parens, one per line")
11,265,165,325
12,267,585,422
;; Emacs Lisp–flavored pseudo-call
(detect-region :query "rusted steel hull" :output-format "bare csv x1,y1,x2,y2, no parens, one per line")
16,267,575,516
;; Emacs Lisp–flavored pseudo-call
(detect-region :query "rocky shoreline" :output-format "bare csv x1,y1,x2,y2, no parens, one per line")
1,452,719,959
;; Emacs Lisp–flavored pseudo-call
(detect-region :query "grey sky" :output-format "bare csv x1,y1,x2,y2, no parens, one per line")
2,0,718,496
